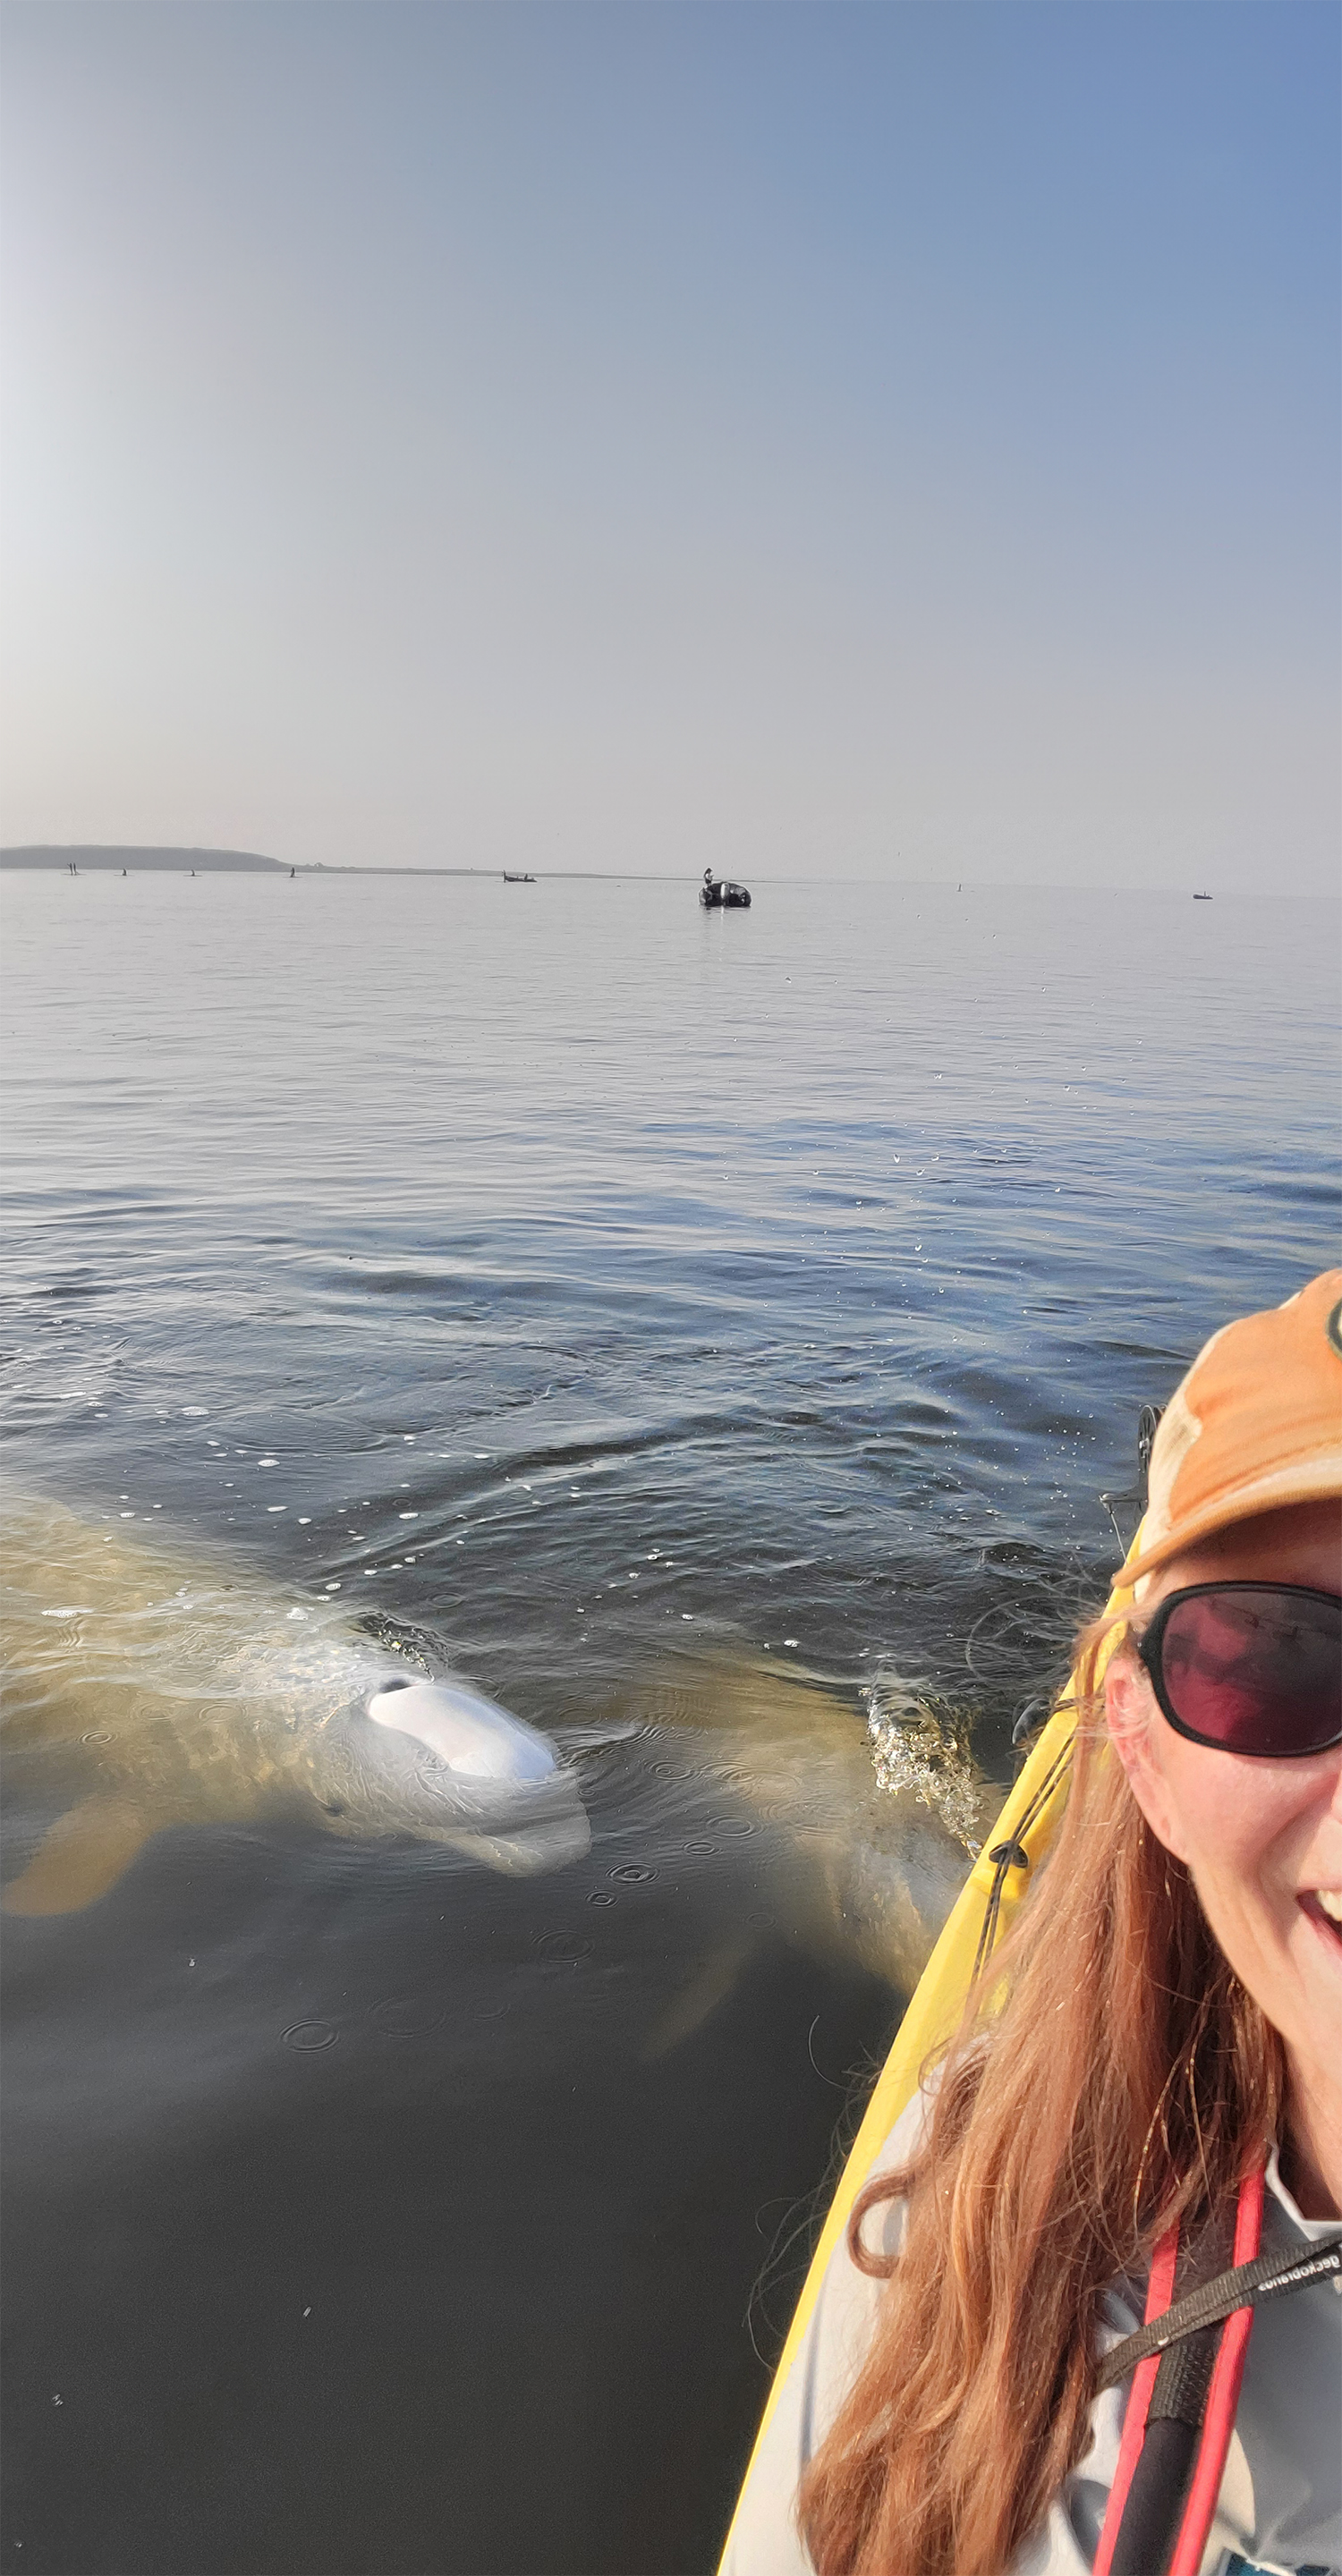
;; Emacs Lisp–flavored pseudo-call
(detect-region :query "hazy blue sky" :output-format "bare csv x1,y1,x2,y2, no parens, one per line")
3,1,1338,886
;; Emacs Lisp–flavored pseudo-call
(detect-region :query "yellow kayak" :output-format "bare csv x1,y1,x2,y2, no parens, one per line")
718,1534,1142,2567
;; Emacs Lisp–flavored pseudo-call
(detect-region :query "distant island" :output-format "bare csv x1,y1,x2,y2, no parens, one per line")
2,844,289,871
0,846,514,877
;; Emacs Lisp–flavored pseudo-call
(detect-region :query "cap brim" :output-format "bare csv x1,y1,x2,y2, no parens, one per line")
1117,1453,1342,1589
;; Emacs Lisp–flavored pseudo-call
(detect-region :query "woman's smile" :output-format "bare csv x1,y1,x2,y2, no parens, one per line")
1300,1885,1342,1959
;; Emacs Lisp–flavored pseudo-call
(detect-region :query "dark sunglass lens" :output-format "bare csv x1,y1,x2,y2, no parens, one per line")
1159,1589,1341,1755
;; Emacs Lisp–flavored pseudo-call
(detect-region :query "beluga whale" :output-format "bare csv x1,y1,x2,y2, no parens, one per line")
1,1496,590,1916
608,1652,997,2056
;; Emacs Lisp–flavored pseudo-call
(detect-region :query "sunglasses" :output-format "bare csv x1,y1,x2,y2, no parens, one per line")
1134,1583,1342,1759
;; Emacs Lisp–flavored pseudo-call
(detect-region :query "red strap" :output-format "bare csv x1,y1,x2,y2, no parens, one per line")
1091,2219,1181,2576
1164,2160,1266,2576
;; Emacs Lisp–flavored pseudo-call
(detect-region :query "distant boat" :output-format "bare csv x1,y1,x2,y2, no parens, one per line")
1193,892,1213,901
700,869,751,910
503,871,536,883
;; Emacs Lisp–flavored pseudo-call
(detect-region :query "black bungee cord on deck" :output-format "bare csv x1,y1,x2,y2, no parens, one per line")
968,1733,1074,1988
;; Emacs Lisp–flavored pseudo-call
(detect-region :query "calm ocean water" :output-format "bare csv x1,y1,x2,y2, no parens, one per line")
2,869,1338,2573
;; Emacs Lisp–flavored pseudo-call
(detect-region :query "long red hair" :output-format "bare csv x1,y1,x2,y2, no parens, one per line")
797,1619,1285,2576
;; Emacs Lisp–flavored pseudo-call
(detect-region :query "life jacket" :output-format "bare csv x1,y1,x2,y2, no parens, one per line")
1093,2162,1342,2576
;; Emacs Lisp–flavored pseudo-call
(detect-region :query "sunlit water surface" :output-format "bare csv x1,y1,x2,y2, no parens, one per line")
2,871,1338,2573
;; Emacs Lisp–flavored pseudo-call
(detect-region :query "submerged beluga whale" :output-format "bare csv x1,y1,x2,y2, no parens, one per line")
605,1652,998,2056
1,1497,590,1916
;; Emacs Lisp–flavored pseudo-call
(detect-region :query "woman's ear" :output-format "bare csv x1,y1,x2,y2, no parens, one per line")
1104,1648,1191,1861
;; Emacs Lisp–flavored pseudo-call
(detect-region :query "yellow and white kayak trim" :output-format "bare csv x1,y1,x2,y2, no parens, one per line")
718,1534,1142,2569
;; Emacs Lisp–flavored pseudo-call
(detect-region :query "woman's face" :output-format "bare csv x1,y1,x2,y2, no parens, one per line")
1105,1499,1342,2149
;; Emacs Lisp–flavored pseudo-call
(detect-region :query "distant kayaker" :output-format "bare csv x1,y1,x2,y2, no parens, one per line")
725,1272,1342,2576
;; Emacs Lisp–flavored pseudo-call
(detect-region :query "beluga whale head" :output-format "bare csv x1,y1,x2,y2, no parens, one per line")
310,1675,592,1876
0,1496,591,1912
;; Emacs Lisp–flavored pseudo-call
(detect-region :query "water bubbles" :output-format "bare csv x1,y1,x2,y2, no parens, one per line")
258,1458,278,1467
610,1863,657,1885
863,1682,983,1855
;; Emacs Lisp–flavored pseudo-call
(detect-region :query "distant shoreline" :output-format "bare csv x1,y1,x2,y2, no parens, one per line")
0,845,495,875
0,846,670,878
4,844,287,872
4,849,1332,899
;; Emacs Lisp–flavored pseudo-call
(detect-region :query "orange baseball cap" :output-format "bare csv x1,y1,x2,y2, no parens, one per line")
1122,1268,1342,1593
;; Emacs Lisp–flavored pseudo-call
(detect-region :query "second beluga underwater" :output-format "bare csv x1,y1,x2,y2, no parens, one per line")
1,1496,591,1915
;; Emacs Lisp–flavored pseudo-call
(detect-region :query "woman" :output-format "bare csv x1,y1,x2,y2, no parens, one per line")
725,1270,1342,2576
